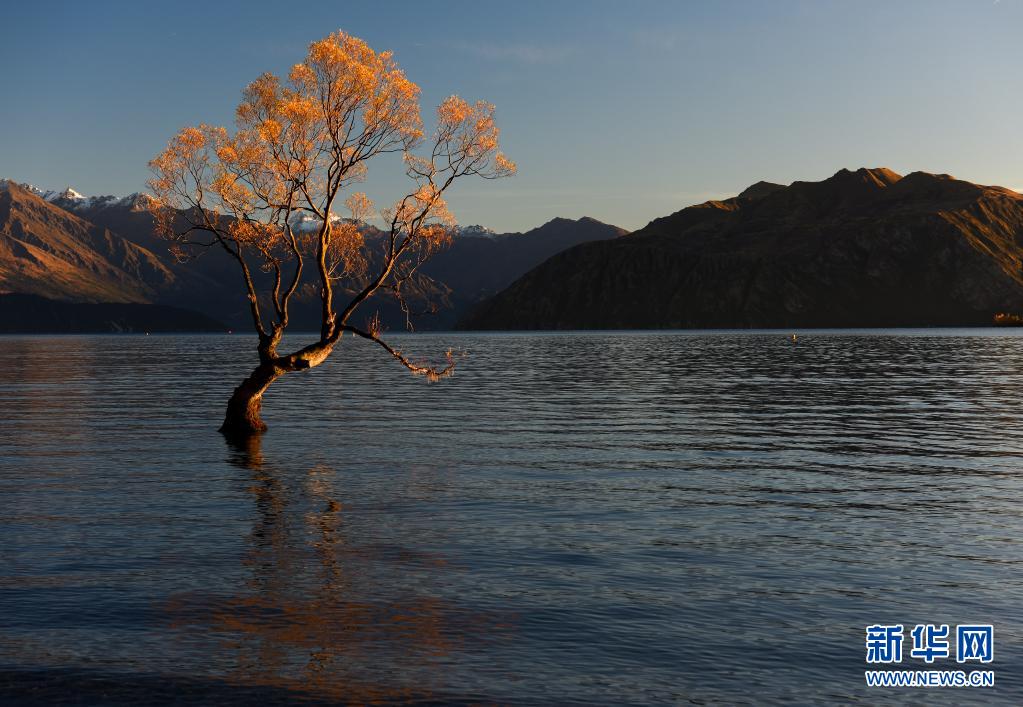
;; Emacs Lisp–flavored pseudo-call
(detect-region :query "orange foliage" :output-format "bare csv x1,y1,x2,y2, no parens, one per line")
146,30,513,383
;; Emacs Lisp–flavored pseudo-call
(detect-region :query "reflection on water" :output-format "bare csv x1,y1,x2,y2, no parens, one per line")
164,435,510,704
1,331,1022,705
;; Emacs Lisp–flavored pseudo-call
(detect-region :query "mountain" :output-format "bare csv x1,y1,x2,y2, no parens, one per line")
38,190,626,330
34,185,253,325
20,183,153,213
415,217,627,329
267,215,626,331
460,168,1023,330
0,181,173,303
1,179,626,331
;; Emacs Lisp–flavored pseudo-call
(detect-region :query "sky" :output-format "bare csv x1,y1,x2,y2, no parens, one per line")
2,0,1022,232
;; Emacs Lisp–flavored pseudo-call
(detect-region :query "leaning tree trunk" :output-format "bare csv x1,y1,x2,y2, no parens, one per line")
219,363,281,437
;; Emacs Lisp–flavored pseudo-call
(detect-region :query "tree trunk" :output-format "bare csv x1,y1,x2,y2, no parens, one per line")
219,363,281,438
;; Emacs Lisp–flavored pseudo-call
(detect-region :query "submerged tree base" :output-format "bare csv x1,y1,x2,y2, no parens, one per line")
219,364,280,437
219,414,267,438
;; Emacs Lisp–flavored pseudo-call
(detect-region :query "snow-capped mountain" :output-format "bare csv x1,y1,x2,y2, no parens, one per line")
453,224,497,238
287,211,351,233
34,186,85,201
13,183,499,237
288,211,497,238
18,183,154,212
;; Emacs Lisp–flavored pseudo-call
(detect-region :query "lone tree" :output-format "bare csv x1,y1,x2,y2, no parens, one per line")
148,31,514,436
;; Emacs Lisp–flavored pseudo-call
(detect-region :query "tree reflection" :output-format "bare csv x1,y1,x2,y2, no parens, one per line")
164,435,504,704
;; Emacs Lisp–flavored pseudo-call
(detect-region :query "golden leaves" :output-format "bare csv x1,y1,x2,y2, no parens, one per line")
288,62,315,87
147,29,515,354
384,184,453,236
228,219,282,249
147,124,228,237
279,96,318,125
210,171,254,212
216,144,239,164
325,220,366,280
236,73,281,128
437,96,467,124
177,126,207,151
494,152,517,178
419,223,455,250
403,153,432,178
257,119,283,142
345,192,373,222
430,96,514,180
413,184,454,225
304,31,423,146
148,124,222,186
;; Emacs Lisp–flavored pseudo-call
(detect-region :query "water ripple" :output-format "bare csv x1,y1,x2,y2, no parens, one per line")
1,330,1021,704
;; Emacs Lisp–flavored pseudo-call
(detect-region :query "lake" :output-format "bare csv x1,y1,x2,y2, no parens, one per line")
1,330,1021,705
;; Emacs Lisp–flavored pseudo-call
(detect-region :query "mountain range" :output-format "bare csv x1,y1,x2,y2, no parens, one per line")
0,179,626,332
461,168,1023,329
7,167,1023,334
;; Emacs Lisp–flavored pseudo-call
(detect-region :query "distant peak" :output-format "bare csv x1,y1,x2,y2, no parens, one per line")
57,186,85,200
8,183,161,212
0,180,44,199
17,183,89,203
884,171,990,201
902,170,956,182
540,216,605,228
454,224,497,237
738,181,785,200
830,167,902,188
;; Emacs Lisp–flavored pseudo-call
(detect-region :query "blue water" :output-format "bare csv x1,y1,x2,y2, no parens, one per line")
1,330,1021,704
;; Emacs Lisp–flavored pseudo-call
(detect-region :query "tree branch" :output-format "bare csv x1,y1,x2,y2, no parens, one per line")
341,324,455,381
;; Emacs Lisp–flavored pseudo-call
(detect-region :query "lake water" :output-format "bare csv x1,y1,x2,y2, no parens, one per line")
1,330,1021,705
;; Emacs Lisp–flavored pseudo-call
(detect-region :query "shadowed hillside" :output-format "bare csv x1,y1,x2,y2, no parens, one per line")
461,168,1023,330
0,293,225,333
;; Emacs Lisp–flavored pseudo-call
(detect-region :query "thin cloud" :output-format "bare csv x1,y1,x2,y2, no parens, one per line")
446,40,575,65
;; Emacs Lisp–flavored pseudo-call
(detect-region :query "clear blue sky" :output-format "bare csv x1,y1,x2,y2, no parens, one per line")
2,0,1022,232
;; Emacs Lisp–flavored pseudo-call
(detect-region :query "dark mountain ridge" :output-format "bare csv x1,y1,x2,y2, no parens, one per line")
461,168,1023,330
0,293,225,333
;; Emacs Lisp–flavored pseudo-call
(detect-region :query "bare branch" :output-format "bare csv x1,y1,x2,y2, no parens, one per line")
341,324,456,381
